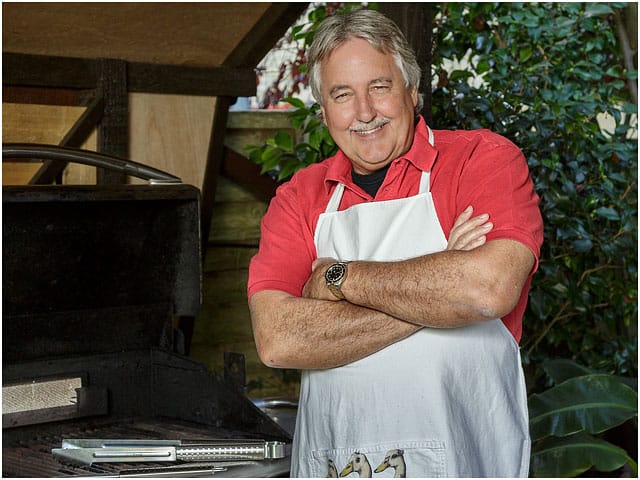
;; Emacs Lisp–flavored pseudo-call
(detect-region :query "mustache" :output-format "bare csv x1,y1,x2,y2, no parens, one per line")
349,117,390,133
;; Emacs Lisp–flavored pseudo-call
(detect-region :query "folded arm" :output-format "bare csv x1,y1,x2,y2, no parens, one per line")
313,238,535,327
249,290,419,369
250,207,516,370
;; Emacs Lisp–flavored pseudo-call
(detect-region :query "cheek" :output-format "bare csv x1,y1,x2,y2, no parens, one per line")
324,106,354,131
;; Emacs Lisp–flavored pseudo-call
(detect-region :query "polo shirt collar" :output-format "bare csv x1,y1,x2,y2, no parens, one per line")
323,115,438,193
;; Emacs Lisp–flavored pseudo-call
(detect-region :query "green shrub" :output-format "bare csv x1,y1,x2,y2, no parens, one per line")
430,2,637,384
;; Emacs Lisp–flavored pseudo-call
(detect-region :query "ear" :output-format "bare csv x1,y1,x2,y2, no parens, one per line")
410,85,418,109
320,105,327,126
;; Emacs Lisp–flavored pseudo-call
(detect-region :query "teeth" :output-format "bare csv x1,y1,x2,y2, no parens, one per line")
354,125,384,135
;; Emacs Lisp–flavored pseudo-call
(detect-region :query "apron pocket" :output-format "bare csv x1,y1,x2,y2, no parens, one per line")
307,440,446,478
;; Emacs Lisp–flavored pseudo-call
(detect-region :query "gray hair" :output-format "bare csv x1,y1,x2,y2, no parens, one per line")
307,8,423,114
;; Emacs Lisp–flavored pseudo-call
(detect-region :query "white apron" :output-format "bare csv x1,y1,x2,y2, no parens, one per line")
291,129,530,478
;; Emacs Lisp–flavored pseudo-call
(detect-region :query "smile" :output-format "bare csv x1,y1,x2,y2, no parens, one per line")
350,121,389,136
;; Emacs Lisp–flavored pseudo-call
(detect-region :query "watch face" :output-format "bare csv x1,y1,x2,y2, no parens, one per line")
326,263,346,283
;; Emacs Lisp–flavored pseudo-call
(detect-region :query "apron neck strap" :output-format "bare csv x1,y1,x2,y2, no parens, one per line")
325,183,345,213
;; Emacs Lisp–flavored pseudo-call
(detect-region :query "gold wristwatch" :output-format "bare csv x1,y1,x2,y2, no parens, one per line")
325,262,349,300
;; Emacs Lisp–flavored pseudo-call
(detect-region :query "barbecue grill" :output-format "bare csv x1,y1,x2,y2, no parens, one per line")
2,144,292,477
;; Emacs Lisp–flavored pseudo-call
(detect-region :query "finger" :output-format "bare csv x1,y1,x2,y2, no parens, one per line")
455,222,493,250
457,234,487,251
452,205,474,229
449,213,490,247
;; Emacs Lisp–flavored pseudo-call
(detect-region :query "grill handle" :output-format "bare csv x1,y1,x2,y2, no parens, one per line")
3,143,182,184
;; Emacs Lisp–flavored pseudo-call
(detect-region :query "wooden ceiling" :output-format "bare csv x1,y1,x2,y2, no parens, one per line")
2,2,306,68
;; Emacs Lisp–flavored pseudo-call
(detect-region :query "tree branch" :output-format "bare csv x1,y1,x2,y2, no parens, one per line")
613,8,638,105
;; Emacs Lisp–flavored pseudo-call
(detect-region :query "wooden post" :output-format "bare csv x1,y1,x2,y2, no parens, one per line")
97,59,128,184
378,3,433,123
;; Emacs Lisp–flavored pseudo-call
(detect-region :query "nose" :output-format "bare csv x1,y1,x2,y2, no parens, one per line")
355,93,376,123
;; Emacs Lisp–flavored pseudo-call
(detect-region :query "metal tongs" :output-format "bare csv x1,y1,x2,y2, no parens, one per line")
52,438,287,466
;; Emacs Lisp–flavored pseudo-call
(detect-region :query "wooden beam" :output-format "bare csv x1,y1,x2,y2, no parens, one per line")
200,97,235,254
2,86,94,106
221,146,278,203
224,3,309,67
127,62,256,97
3,53,98,89
3,52,257,97
28,94,105,185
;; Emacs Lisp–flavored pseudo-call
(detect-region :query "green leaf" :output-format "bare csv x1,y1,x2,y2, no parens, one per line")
283,96,306,109
531,432,635,477
260,146,282,165
520,46,533,62
584,4,614,17
449,69,473,81
595,206,620,221
543,359,595,384
274,131,294,153
529,374,638,440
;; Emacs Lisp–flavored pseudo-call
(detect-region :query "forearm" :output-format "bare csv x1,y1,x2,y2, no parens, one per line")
340,240,535,327
249,290,420,369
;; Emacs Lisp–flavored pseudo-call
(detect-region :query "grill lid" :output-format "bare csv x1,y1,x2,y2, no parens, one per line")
3,145,202,362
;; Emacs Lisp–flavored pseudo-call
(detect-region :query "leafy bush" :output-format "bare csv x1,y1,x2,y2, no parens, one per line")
246,98,336,181
430,2,637,385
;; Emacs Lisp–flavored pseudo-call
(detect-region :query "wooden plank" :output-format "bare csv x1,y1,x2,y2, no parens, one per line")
208,200,267,246
128,93,214,188
3,53,98,89
224,3,309,67
221,148,279,203
2,103,87,143
215,176,263,203
3,53,257,97
204,246,258,273
2,103,97,185
3,3,272,68
128,62,256,97
200,96,234,253
2,85,93,106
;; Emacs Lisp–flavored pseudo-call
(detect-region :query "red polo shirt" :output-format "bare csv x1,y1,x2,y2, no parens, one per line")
248,116,543,342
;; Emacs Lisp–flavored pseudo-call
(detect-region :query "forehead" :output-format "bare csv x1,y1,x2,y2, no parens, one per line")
320,37,401,88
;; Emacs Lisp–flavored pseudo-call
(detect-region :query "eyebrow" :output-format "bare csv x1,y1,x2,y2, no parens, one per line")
370,77,393,85
328,77,394,96
329,84,350,96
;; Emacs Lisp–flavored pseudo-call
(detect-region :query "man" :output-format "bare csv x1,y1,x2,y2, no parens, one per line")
248,9,543,478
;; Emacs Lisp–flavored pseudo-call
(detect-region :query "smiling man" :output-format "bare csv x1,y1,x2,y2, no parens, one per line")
248,8,543,478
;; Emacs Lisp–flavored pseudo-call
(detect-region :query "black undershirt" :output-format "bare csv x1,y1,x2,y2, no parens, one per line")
351,163,391,198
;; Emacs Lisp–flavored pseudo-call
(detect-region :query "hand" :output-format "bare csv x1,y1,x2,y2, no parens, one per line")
302,257,340,301
447,206,493,251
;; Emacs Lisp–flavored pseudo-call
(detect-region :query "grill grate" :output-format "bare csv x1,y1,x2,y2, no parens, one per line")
3,417,267,477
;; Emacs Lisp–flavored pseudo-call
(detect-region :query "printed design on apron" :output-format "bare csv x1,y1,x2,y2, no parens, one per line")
312,440,446,478
326,449,407,478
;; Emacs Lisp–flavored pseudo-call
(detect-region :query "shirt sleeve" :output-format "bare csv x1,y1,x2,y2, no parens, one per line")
247,177,318,300
448,131,543,267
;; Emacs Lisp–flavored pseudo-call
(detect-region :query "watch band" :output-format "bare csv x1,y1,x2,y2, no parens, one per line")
325,262,349,300
327,282,346,300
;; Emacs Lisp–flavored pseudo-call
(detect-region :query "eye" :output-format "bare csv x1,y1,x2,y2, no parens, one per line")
370,84,391,94
332,91,352,102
